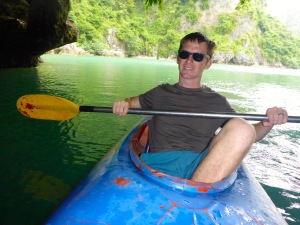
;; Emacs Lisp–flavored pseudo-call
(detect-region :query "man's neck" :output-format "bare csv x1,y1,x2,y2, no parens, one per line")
178,78,202,89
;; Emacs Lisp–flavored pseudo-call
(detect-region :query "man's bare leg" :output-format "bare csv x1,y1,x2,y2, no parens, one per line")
191,118,256,183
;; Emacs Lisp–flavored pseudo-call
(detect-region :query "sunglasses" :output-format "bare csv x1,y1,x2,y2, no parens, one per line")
178,50,210,62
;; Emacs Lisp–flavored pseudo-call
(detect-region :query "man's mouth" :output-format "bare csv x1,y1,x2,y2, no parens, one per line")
184,66,193,71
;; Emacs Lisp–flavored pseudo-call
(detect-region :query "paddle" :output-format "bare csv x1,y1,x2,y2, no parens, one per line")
16,94,300,123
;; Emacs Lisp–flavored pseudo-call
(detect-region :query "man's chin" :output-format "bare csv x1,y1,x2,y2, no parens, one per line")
180,74,193,79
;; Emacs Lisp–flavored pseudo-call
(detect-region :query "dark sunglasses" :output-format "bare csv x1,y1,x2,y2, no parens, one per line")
178,50,210,62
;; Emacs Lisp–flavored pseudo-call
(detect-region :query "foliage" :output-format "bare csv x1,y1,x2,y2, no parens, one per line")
144,0,164,9
200,0,210,10
215,13,237,35
257,10,300,68
68,0,300,68
235,0,252,10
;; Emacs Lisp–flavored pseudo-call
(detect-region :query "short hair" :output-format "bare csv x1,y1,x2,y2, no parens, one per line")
178,32,216,59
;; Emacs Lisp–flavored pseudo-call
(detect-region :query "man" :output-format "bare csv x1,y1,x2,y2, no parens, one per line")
113,32,288,183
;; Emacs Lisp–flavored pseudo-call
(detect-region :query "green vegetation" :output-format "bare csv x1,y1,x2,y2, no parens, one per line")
68,0,300,68
257,10,300,69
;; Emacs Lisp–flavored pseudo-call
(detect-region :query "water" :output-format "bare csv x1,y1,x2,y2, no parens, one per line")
0,55,299,224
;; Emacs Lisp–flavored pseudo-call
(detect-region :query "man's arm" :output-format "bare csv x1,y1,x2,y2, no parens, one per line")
253,106,288,142
112,96,141,116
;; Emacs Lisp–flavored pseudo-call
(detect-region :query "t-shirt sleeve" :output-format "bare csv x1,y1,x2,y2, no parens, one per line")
219,96,237,127
223,97,236,113
139,86,160,109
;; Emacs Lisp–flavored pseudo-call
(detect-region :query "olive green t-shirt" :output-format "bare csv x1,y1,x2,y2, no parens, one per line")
139,83,235,153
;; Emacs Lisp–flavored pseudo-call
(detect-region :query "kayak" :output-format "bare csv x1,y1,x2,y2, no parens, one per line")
45,119,287,225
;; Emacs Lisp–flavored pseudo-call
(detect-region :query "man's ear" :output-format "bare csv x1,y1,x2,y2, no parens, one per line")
205,59,212,69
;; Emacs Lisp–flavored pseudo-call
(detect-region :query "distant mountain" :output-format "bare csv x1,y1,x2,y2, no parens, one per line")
265,0,300,33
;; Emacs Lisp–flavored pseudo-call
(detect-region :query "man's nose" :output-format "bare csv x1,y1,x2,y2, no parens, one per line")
186,54,193,62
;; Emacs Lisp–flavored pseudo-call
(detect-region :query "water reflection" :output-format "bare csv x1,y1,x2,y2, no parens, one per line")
20,170,70,202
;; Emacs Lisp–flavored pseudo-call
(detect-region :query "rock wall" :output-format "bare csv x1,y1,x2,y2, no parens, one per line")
47,43,92,55
0,0,78,68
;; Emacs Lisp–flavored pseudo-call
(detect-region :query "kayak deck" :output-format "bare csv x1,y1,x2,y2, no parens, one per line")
45,119,287,224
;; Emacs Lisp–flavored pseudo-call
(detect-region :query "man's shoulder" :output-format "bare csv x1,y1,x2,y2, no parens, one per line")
202,85,215,93
158,83,174,88
202,85,224,96
155,83,177,91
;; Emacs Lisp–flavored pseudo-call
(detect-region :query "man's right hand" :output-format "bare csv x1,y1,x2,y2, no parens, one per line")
112,99,130,116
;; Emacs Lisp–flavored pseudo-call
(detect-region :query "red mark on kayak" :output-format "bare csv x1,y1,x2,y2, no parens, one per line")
115,177,130,187
187,179,210,193
136,164,142,170
152,170,163,179
197,187,208,193
157,201,178,224
169,201,178,210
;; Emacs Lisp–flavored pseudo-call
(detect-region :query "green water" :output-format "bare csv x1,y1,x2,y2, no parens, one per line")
0,55,299,225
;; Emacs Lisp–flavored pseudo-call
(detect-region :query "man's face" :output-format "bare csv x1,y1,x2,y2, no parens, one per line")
177,41,212,86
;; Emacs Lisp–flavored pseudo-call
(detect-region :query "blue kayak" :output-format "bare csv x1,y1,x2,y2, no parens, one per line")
45,119,287,225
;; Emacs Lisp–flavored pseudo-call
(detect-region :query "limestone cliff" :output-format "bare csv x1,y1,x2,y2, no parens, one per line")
0,0,78,68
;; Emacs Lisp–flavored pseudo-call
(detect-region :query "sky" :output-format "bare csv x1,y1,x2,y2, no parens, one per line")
265,0,300,32
265,0,300,17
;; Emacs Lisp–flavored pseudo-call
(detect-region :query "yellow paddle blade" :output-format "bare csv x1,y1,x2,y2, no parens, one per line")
16,94,80,121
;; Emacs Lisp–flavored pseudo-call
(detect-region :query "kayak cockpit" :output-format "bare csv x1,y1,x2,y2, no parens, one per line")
129,119,237,194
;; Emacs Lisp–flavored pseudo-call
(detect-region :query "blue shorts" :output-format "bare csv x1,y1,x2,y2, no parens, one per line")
140,148,209,179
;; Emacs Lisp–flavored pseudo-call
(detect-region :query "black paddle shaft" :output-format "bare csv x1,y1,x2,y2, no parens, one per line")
79,106,300,123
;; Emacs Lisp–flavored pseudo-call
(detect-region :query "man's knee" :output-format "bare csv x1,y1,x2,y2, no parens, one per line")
224,118,256,141
209,118,256,152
